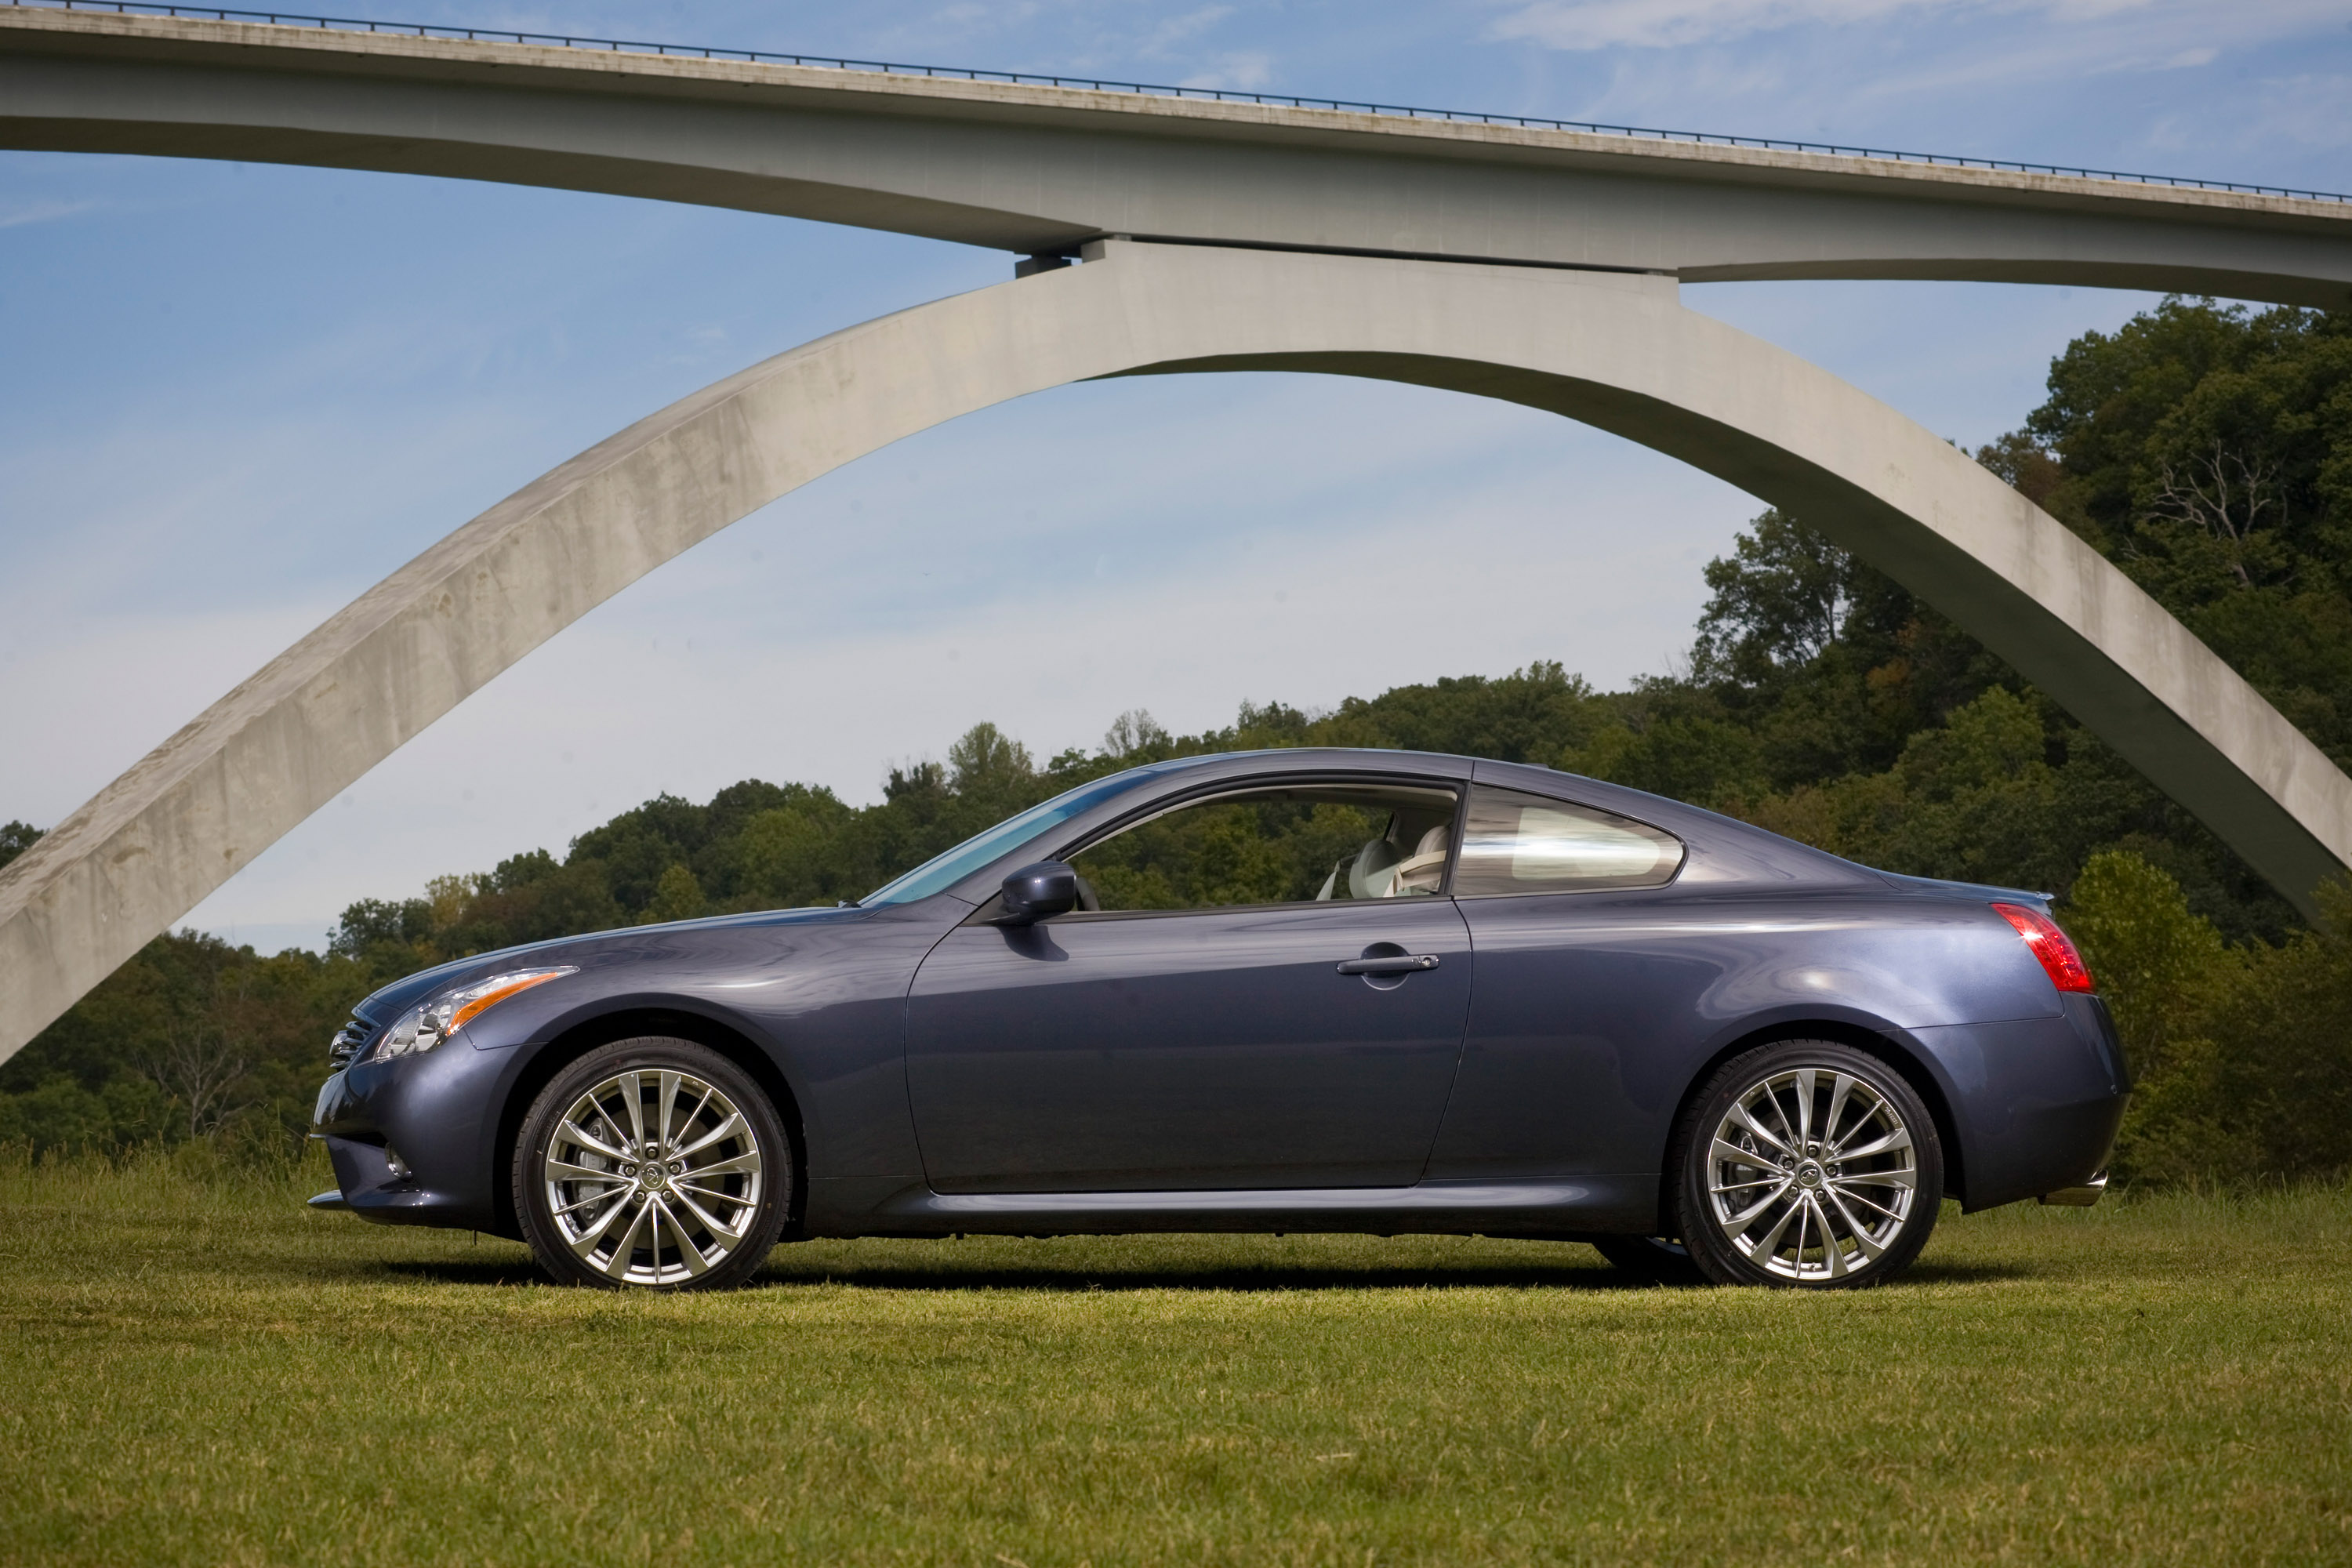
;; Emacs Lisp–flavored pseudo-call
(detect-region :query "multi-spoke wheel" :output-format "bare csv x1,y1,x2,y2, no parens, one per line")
1671,1040,1943,1289
514,1038,791,1290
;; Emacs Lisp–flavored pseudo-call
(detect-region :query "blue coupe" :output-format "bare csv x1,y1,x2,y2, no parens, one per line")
310,749,2125,1290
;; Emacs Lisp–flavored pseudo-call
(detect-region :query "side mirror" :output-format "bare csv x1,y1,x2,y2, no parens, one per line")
991,861,1078,926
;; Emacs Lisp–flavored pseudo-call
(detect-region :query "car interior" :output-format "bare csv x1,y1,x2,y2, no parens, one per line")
1064,783,1459,912
1316,820,1451,900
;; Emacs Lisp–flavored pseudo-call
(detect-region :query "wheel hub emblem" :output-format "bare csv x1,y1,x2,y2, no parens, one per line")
1796,1162,1823,1188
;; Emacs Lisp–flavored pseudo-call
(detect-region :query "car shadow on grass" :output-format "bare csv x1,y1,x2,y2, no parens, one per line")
333,1251,2029,1293
750,1260,2028,1291
347,1258,1661,1291
753,1262,1668,1293
365,1258,551,1287
1895,1259,2032,1285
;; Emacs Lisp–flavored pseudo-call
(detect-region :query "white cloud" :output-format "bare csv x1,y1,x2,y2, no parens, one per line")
854,0,1261,84
1140,4,1237,53
1504,0,2350,172
1485,0,2343,56
1488,0,1980,51
7,0,2321,958
176,453,1742,937
0,600,344,829
2225,72,2352,151
0,197,97,229
152,371,1757,938
1178,51,1274,89
1832,5,2343,106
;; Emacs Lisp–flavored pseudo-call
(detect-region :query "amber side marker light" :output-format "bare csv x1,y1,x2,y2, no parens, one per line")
1991,902,2096,994
449,969,571,1033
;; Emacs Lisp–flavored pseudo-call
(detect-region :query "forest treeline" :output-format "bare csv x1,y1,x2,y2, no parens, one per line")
5,298,2350,1183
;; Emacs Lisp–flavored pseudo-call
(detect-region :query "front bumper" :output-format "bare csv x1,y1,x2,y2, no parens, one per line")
310,1033,517,1234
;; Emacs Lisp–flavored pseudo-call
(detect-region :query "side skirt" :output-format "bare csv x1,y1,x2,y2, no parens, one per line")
801,1174,1660,1239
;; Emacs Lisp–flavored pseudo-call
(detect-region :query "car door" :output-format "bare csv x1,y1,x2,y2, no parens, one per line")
902,780,1474,1193
1422,779,1694,1182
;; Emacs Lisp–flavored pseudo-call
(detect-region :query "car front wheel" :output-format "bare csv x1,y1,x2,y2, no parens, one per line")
514,1037,792,1290
1671,1040,1943,1289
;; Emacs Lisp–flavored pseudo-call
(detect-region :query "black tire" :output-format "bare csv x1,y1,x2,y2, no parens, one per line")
1669,1040,1943,1290
514,1036,792,1291
1591,1234,1705,1284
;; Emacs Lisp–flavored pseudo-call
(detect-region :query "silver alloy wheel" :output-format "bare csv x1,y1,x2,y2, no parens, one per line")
1704,1066,1917,1282
540,1067,764,1287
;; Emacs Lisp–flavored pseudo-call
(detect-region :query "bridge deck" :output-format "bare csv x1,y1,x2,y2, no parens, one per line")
5,5,2348,303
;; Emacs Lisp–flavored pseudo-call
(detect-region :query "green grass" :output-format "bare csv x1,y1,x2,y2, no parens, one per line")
2,1151,2349,1566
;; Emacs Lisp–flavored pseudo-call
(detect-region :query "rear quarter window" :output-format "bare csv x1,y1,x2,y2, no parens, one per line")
1453,785,1685,896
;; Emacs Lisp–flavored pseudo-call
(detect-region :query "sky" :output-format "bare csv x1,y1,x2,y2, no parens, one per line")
2,0,2348,953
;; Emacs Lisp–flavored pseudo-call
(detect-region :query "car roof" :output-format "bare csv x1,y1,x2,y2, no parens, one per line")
942,746,1876,903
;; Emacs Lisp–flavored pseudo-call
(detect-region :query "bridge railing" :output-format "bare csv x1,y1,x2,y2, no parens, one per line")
9,0,2349,207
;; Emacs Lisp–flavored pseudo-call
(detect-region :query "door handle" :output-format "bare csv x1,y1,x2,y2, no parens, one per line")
1336,954,1441,976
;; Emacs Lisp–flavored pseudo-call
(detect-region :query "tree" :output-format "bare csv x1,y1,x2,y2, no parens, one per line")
2065,850,2238,1084
142,1028,249,1140
11,296,2350,1178
2027,299,2352,770
637,864,707,926
946,721,1034,797
1691,507,1854,680
0,820,38,873
1102,710,1171,760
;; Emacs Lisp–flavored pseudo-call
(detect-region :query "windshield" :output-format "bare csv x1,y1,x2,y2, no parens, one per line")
859,768,1163,906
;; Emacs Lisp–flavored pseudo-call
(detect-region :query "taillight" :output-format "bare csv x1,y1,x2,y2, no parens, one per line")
1991,902,2095,994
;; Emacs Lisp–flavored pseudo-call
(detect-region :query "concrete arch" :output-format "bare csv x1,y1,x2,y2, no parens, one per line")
3,240,2347,1061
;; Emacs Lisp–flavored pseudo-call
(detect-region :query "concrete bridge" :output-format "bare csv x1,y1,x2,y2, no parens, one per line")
4,3,2352,1062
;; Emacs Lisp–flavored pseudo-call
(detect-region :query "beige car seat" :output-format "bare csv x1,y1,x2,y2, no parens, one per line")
1394,824,1450,895
1332,823,1450,899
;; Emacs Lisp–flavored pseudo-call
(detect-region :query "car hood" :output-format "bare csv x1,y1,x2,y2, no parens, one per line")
350,903,873,1022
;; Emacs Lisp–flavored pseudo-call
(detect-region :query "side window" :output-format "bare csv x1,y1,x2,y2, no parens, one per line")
1066,784,1459,912
1452,785,1683,897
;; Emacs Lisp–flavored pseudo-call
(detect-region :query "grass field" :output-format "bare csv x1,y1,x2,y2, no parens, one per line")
2,1151,2348,1566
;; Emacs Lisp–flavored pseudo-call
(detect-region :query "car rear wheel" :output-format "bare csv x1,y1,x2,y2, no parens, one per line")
514,1037,792,1290
1671,1040,1943,1290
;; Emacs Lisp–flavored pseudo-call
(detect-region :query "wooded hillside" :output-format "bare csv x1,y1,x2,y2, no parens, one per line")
7,299,2348,1181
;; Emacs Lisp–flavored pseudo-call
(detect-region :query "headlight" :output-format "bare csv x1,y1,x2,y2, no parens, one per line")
372,967,577,1061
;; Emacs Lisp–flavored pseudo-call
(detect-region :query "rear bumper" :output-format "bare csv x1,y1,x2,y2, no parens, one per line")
1911,993,2129,1212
